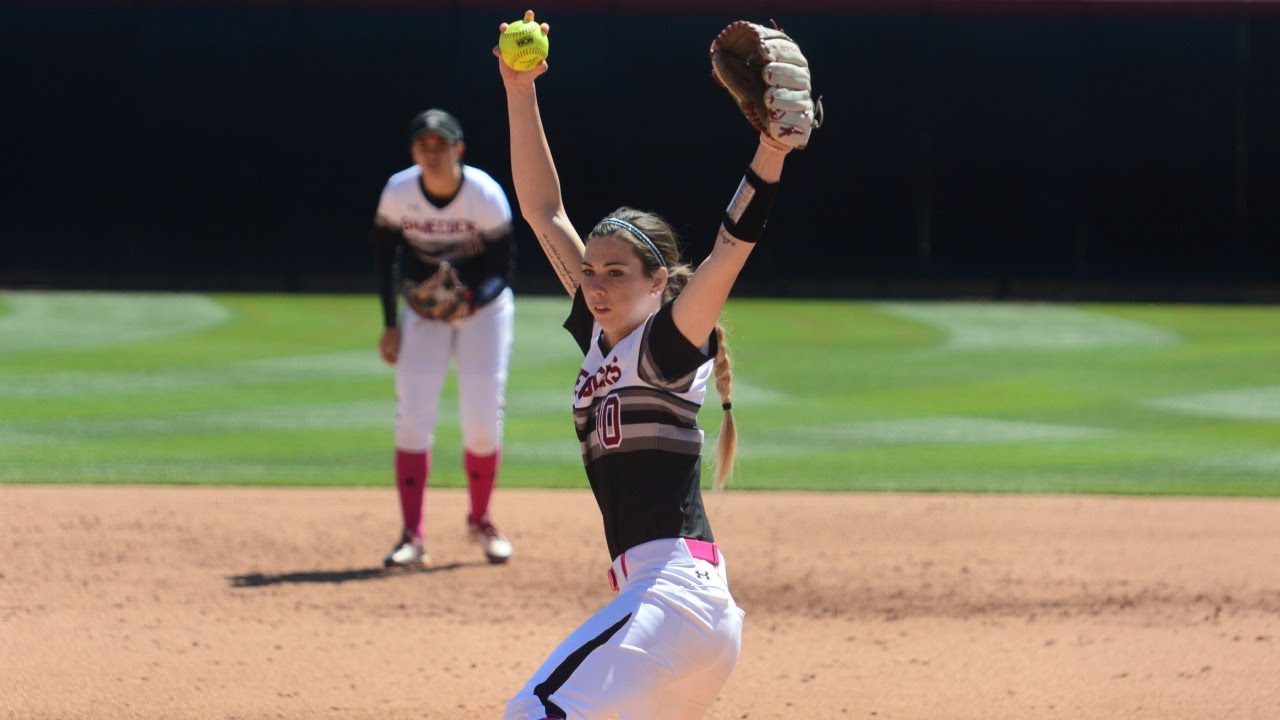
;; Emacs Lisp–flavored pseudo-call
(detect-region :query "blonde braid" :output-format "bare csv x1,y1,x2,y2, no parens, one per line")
711,324,738,490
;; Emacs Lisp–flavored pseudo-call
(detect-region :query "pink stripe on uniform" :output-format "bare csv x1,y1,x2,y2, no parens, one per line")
684,538,720,566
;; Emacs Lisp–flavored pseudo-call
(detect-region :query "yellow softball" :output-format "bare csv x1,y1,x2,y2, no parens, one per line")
499,18,549,71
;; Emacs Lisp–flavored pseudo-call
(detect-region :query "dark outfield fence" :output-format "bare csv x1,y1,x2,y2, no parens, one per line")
2,0,1278,301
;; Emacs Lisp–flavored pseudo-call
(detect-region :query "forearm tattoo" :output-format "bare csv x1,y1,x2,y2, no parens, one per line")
717,227,741,247
541,232,580,292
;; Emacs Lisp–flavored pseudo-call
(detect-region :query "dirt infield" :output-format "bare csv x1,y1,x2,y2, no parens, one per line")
3,486,1279,720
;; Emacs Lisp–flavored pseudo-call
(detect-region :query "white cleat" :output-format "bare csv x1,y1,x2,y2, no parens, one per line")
467,515,513,564
384,533,429,568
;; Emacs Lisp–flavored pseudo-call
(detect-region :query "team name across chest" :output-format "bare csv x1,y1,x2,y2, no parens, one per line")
576,356,623,402
400,217,477,235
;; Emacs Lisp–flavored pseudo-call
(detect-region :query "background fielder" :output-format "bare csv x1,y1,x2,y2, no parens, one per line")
368,108,516,567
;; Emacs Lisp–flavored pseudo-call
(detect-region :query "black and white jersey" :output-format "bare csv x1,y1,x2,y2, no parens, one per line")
373,164,513,298
564,289,718,561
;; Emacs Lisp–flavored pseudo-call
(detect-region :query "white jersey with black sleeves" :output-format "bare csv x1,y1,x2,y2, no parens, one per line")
374,164,512,265
563,289,719,561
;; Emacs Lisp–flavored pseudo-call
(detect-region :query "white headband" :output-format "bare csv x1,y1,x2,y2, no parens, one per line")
596,217,665,267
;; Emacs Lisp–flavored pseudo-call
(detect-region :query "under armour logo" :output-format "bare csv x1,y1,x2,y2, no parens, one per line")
695,570,711,580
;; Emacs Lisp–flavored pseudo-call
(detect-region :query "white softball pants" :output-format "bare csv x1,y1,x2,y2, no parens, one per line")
505,538,745,720
394,287,513,454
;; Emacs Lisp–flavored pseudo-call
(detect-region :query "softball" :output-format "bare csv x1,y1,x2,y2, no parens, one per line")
499,18,549,71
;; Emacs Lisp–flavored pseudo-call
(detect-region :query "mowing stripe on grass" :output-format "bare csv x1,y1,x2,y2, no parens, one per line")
3,294,1277,494
0,390,586,444
1192,452,1280,474
0,382,750,443
242,350,389,376
0,292,230,352
1147,385,1280,421
0,457,334,483
0,427,52,444
0,351,391,399
742,416,1111,457
875,302,1179,350
502,438,583,463
0,365,376,399
0,407,390,441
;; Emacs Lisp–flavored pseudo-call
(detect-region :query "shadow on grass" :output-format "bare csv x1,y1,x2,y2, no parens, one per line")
227,561,477,587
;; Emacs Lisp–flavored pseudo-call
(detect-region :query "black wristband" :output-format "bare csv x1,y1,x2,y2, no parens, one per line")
721,167,779,243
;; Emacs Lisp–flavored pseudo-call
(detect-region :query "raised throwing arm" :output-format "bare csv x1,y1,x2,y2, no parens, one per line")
494,11,584,297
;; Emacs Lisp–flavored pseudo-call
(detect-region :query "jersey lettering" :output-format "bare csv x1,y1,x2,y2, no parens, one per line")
400,218,477,235
575,357,623,401
595,394,623,449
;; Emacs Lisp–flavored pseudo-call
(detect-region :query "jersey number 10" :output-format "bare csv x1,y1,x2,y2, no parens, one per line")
595,395,622,449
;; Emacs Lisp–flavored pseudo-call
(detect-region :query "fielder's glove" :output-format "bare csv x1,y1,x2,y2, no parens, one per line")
401,261,473,322
710,20,823,150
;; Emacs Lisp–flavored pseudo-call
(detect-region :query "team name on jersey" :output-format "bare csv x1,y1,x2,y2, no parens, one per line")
575,357,623,401
400,217,478,235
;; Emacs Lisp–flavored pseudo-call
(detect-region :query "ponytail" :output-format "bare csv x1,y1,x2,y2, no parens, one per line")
710,324,737,490
664,270,736,490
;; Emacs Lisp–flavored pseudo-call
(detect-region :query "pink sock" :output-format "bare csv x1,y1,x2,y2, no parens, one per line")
395,449,430,537
464,449,499,523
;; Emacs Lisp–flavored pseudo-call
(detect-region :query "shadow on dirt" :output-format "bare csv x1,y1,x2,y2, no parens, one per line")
227,562,477,587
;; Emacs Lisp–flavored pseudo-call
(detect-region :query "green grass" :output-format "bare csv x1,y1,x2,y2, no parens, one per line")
1,291,1278,495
